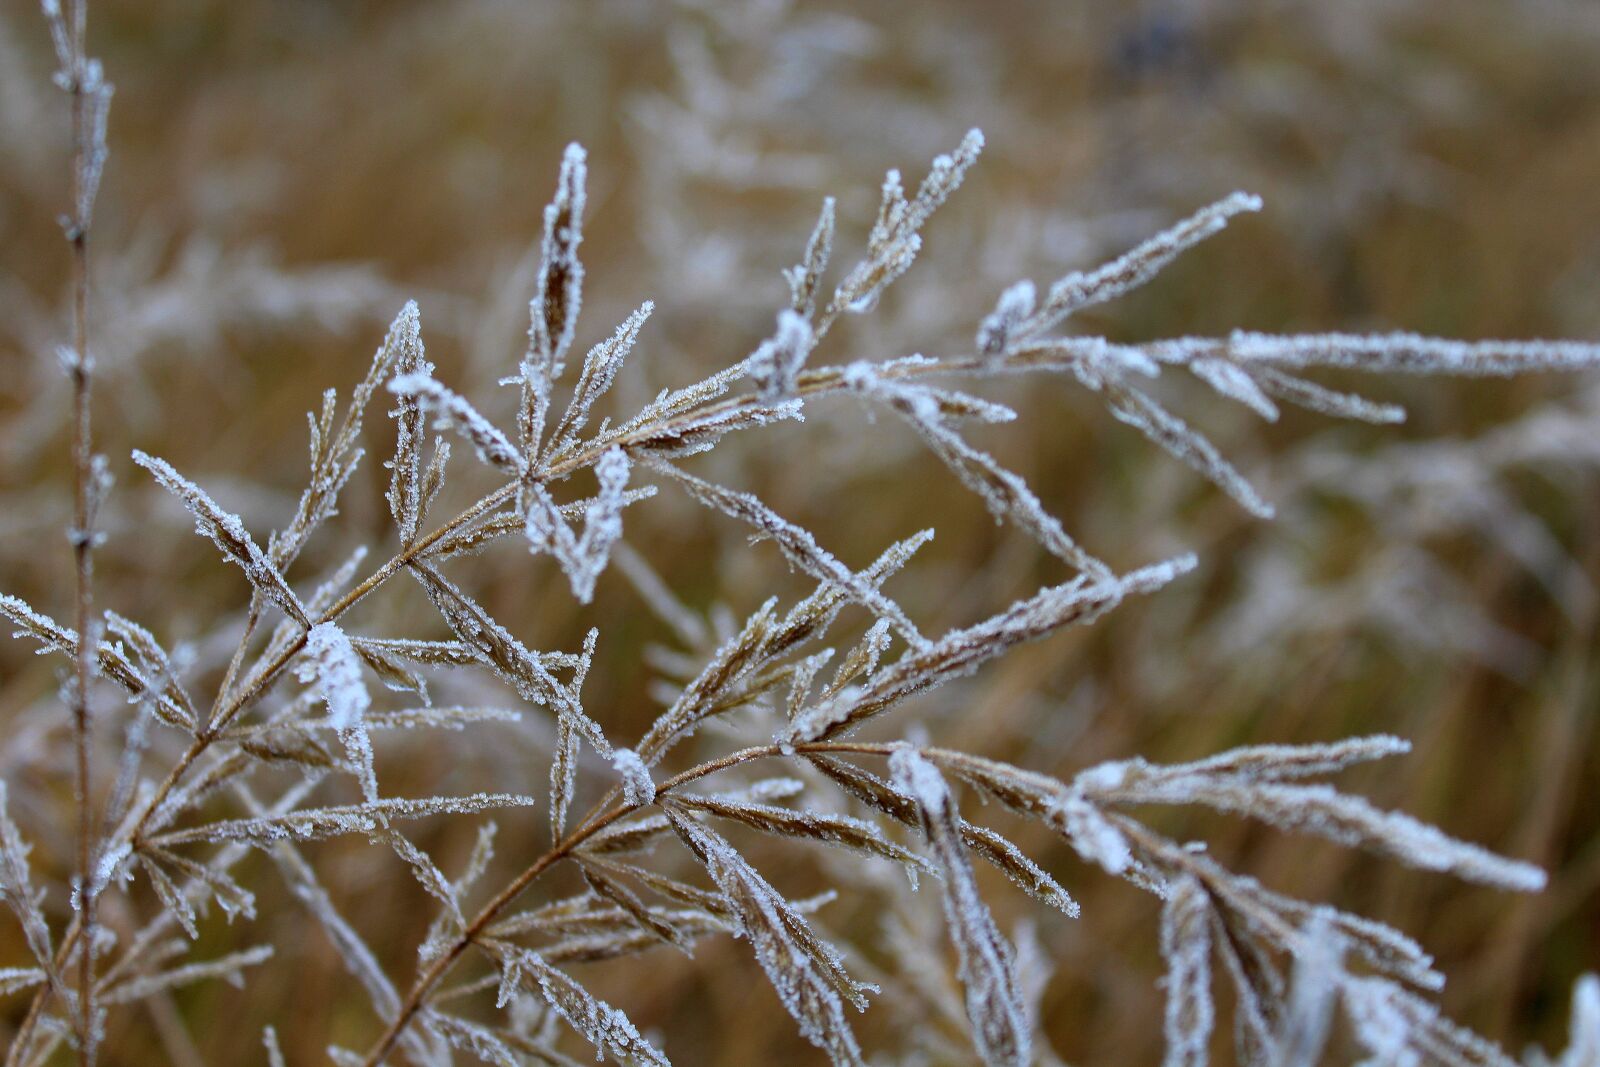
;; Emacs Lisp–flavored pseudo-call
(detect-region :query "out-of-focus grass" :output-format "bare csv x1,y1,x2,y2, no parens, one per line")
2,2,1598,1063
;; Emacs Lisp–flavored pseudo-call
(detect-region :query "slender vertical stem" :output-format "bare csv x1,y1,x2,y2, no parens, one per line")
61,2,99,1059
32,0,114,1057
69,249,96,1067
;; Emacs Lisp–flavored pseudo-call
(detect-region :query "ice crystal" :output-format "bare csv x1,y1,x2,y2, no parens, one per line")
489,942,670,1066
613,749,655,807
526,447,633,603
154,793,535,849
668,808,871,1065
296,623,369,734
1157,876,1214,1067
749,310,814,402
132,451,308,624
890,748,1029,1067
388,374,524,476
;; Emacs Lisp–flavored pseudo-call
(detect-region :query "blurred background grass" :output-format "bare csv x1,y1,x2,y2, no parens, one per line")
2,1,1598,1063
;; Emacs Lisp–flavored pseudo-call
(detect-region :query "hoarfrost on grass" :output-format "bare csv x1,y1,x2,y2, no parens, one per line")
6,50,1599,1065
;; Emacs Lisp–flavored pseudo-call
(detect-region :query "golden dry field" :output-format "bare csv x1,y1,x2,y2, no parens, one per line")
2,2,1599,1064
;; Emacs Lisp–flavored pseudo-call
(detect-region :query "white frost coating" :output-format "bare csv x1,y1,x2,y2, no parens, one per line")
1247,365,1407,425
1158,876,1214,1067
39,0,113,231
849,366,1109,578
667,810,870,1065
784,196,835,320
296,623,370,732
787,556,1192,744
1028,191,1262,334
546,302,653,460
1084,733,1543,890
1075,738,1418,809
672,792,928,876
132,451,309,624
1074,760,1131,793
1276,915,1341,1067
727,778,808,804
1162,735,1411,784
587,447,632,576
977,280,1037,358
410,562,601,735
514,948,670,1066
1550,975,1600,1067
827,618,892,697
1228,330,1600,377
749,309,814,402
297,622,378,801
528,142,588,380
550,629,600,842
156,793,535,849
0,968,46,998
888,747,948,812
827,130,982,325
389,374,525,476
651,460,927,651
1049,792,1131,875
90,841,132,897
961,824,1081,917
262,1026,285,1067
1109,775,1546,891
1107,383,1277,518
425,1012,520,1067
1189,357,1279,422
613,749,655,807
24,110,1590,1067
101,944,275,1005
383,301,433,546
525,446,632,603
1342,978,1421,1066
890,748,1030,1067
1349,977,1519,1066
1024,337,1161,391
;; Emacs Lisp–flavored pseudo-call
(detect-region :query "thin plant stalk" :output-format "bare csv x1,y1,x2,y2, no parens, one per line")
43,0,110,1058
